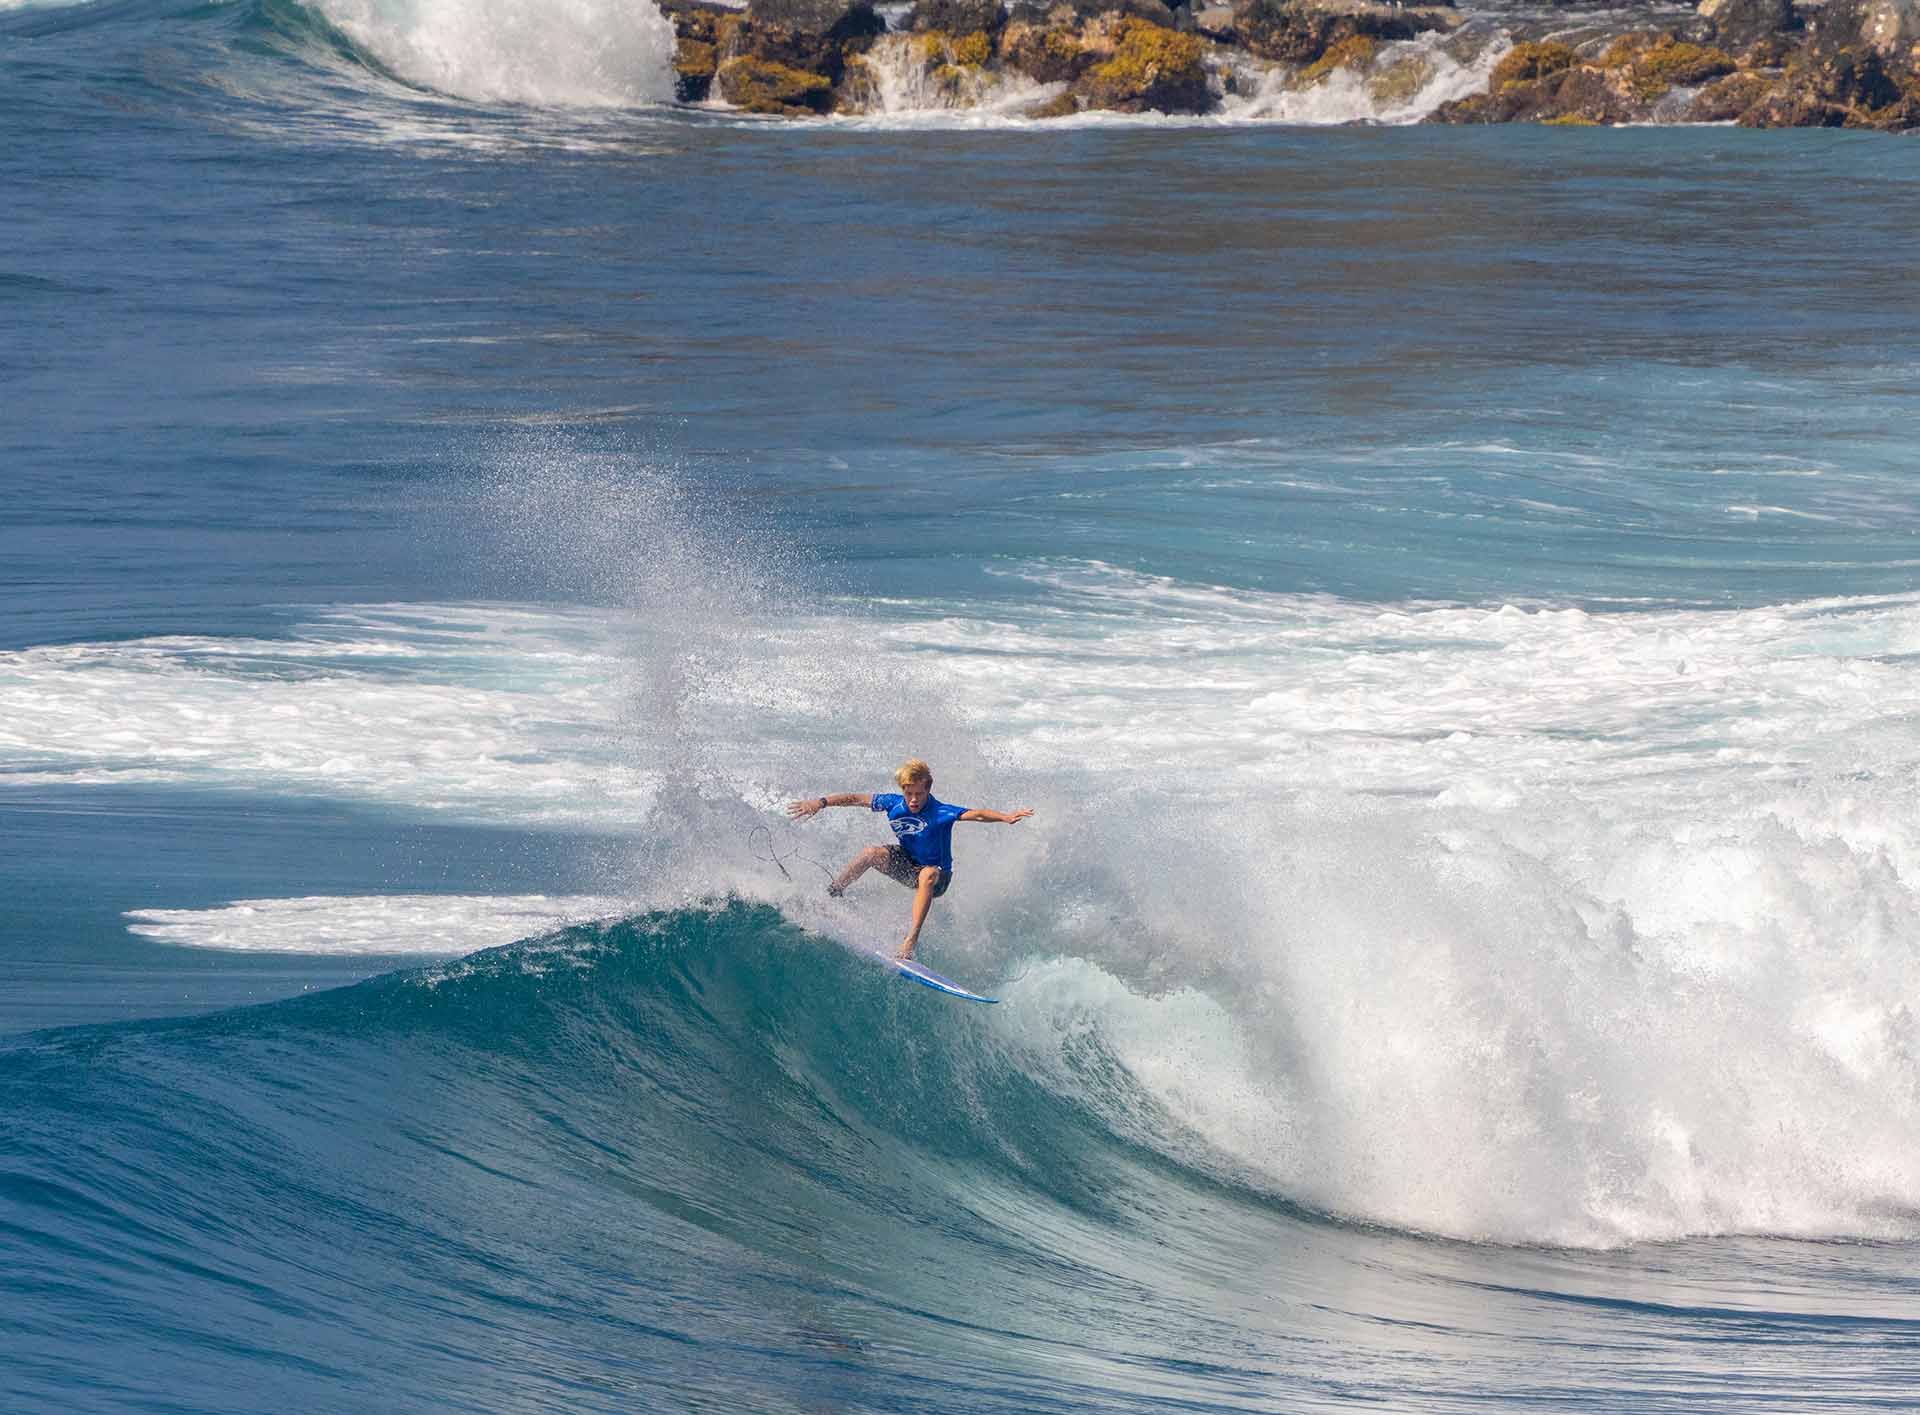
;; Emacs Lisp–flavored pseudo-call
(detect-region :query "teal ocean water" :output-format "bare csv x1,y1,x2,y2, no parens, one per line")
5,1,1920,1410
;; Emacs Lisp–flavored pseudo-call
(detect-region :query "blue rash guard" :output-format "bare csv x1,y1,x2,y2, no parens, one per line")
870,793,969,873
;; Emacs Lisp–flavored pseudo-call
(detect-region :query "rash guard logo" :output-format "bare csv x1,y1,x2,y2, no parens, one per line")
891,817,926,837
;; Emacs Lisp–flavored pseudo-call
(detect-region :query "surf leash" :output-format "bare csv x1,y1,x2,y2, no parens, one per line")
746,824,836,886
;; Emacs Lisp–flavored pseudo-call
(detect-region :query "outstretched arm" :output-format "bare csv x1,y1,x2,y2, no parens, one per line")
788,792,873,819
958,807,1034,824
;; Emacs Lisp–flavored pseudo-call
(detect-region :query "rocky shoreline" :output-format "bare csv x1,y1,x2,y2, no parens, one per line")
657,0,1920,127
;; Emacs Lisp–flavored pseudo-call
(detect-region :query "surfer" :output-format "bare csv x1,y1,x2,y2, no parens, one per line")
787,759,1033,960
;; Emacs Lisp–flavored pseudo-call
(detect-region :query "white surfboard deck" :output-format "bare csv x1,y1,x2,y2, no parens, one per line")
870,949,998,1004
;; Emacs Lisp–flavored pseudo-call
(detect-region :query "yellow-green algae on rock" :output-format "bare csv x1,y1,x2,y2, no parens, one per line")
717,56,835,114
1079,18,1209,112
1490,40,1575,89
1627,39,1736,99
1301,33,1378,83
996,18,1089,84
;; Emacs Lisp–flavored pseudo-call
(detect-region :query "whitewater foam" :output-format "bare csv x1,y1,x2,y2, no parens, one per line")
842,33,1064,119
125,893,624,954
821,26,1502,127
1218,30,1500,125
1001,801,1920,1250
21,584,1919,827
308,0,677,107
0,606,651,825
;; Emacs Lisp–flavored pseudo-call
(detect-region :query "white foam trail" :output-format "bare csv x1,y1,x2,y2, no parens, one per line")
1219,32,1498,125
0,605,653,825
826,29,1501,127
310,0,677,107
841,34,1064,119
125,893,623,954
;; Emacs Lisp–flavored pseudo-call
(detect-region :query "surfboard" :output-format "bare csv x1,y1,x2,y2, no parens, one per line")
870,949,998,1004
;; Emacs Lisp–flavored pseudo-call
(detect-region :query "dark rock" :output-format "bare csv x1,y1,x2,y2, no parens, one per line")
1737,87,1849,121
732,0,885,85
1803,0,1920,59
1516,65,1643,121
1006,0,1178,27
1687,66,1778,116
1739,30,1801,65
1230,0,1457,65
1797,44,1906,103
1849,90,1920,124
1696,0,1794,50
747,0,867,29
1431,60,1644,122
906,0,1007,33
1739,41,1917,123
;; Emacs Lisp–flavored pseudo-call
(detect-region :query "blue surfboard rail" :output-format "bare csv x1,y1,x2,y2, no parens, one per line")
869,949,998,1004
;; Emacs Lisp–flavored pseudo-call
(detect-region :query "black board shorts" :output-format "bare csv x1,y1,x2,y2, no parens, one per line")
883,845,951,897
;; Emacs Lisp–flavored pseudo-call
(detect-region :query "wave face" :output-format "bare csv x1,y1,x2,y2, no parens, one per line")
0,907,1306,1413
7,904,1917,1414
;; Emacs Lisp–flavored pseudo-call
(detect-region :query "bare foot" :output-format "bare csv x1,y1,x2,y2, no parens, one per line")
826,882,845,898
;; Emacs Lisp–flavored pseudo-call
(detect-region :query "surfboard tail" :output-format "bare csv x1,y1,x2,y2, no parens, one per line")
870,949,998,1004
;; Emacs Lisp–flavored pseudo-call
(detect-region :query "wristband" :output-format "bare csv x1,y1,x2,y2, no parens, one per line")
818,797,828,810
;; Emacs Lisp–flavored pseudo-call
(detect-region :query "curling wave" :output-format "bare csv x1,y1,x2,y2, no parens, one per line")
285,0,678,107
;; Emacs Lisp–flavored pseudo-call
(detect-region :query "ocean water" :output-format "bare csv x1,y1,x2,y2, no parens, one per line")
6,1,1920,1410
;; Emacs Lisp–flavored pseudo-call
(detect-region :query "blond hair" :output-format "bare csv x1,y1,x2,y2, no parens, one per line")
894,758,933,787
